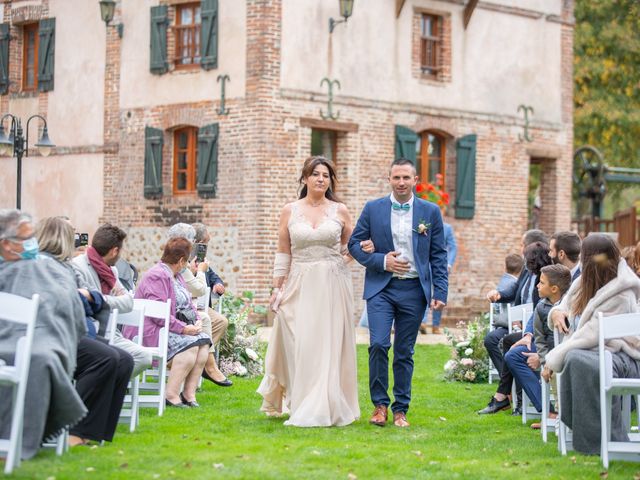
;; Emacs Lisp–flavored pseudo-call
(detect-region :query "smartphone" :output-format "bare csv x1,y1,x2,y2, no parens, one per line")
195,243,208,263
74,233,89,248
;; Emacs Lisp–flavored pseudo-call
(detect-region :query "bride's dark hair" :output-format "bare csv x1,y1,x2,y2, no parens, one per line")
298,156,341,202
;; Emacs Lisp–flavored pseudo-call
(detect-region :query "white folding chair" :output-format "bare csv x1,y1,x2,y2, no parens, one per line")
598,312,640,468
506,303,533,411
108,307,146,432
541,329,562,443
488,303,500,384
211,293,224,364
0,293,39,474
133,298,171,416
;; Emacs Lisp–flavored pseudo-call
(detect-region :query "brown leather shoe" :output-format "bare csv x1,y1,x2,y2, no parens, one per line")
432,326,442,335
370,405,388,426
393,411,410,427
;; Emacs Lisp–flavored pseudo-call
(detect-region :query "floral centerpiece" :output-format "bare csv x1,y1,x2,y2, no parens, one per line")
415,173,450,208
218,291,267,378
443,314,490,383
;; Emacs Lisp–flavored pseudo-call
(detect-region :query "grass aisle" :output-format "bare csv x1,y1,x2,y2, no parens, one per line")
7,345,640,479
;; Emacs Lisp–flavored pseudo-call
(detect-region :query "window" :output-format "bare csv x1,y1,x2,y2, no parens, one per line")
22,23,38,91
173,127,198,193
416,131,446,185
311,129,337,163
420,14,441,78
175,3,201,68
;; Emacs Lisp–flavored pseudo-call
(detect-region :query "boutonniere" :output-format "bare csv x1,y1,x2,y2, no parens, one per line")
413,220,431,236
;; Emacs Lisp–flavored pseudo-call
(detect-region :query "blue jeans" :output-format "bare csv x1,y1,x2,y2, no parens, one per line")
504,342,541,412
367,277,427,414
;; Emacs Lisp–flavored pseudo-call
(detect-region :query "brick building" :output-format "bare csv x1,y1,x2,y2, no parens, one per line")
0,0,574,322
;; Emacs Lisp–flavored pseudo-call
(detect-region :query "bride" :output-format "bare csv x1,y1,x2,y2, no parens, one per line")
257,156,367,426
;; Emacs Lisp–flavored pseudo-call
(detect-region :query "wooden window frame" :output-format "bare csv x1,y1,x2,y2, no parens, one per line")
173,127,198,194
418,131,446,186
420,13,442,78
22,23,39,92
174,2,201,70
311,128,338,165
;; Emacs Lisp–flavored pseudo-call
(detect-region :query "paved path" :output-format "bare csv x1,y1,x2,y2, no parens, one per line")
257,326,456,345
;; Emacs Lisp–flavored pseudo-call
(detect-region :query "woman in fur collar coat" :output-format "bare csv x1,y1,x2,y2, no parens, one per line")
542,234,640,454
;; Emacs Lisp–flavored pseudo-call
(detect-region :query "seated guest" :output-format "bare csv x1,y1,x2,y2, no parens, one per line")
72,223,152,376
36,216,134,446
542,234,640,455
549,231,582,280
124,237,211,408
192,222,232,387
483,230,548,413
505,263,571,419
491,253,524,330
480,230,549,414
0,210,87,459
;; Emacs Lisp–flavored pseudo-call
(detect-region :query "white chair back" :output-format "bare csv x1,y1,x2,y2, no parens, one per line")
132,298,171,416
598,312,640,468
507,302,533,334
0,293,39,474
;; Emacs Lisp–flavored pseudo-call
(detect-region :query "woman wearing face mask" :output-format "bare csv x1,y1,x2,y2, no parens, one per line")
0,210,87,457
123,237,211,407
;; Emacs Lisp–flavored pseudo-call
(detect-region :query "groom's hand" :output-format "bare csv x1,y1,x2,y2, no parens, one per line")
385,251,410,275
431,299,446,311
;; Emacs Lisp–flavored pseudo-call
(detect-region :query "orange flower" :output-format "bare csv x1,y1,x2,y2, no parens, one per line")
416,184,425,193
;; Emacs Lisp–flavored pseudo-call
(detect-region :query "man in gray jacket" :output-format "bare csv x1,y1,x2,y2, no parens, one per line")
72,223,152,377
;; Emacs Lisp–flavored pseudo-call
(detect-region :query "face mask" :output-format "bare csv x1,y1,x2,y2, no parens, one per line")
18,237,39,260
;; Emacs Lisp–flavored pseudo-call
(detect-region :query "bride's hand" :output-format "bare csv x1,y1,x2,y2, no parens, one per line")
269,288,282,312
360,239,375,254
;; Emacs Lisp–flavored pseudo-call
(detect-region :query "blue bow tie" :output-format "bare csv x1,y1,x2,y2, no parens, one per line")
392,202,410,211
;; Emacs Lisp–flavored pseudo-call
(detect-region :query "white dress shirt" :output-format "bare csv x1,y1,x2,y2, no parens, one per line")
387,193,418,279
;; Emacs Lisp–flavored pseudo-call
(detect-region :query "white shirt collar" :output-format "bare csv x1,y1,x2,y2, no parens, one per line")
390,193,414,207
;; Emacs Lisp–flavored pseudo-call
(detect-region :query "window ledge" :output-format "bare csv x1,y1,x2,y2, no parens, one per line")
10,90,39,99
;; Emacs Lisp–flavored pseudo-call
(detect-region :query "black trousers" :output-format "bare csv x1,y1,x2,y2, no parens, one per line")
496,331,523,402
70,337,134,442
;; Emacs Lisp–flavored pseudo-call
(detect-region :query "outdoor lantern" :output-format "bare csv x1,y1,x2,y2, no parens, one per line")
34,126,55,157
330,0,355,33
339,0,354,20
99,0,116,25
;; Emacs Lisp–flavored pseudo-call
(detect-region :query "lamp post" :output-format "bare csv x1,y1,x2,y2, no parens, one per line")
0,114,55,209
329,0,355,33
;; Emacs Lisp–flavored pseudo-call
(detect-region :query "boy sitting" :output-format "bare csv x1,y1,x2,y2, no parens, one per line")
504,264,571,422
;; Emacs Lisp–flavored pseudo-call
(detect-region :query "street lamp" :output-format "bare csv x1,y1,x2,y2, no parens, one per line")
329,0,355,33
0,114,55,209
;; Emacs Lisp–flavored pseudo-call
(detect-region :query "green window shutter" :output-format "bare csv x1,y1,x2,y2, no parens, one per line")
200,0,218,70
38,18,55,92
150,5,169,75
0,24,9,95
395,124,419,177
144,127,164,199
197,123,219,198
455,134,477,219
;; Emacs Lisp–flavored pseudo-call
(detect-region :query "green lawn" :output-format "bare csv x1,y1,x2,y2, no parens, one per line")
5,345,640,479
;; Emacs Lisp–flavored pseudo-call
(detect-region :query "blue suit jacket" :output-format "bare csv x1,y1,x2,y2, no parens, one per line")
443,222,457,268
348,196,448,304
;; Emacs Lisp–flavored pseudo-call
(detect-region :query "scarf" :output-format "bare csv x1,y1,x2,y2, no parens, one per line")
86,246,116,294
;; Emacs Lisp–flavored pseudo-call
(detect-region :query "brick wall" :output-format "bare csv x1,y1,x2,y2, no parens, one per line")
98,0,575,325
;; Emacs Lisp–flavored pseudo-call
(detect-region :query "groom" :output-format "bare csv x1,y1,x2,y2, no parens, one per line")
349,158,448,427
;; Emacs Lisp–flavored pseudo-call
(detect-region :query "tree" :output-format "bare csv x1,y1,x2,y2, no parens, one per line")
574,1,640,168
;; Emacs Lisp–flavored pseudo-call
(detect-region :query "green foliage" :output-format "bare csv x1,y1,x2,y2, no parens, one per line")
218,291,264,377
443,315,490,383
574,1,640,169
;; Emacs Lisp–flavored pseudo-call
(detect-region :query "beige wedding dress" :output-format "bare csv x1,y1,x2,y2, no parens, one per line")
257,201,360,427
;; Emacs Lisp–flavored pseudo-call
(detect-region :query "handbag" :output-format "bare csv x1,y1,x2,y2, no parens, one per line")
176,307,197,325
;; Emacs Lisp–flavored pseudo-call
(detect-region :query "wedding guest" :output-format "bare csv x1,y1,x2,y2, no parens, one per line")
542,234,640,454
124,237,211,408
0,210,87,459
72,223,152,376
36,216,134,446
490,254,525,333
549,231,581,280
192,222,232,387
